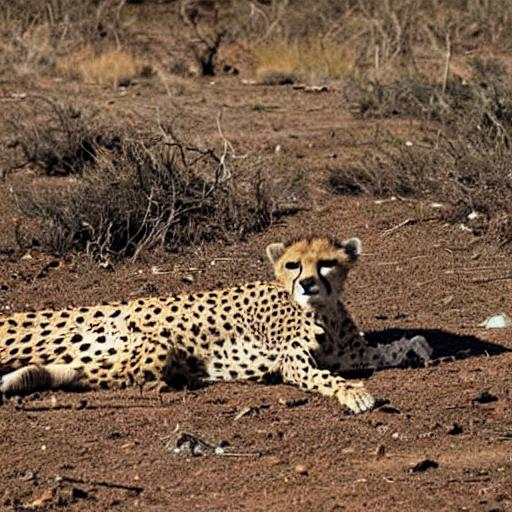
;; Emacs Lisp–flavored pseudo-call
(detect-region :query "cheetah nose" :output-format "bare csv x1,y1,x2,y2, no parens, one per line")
299,277,319,295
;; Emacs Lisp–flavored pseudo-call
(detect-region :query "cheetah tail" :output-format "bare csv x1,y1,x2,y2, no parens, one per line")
0,364,82,396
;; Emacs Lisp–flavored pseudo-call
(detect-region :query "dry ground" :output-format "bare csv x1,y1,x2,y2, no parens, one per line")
0,73,511,511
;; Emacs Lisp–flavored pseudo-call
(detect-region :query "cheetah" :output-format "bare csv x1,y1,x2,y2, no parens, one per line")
0,237,430,414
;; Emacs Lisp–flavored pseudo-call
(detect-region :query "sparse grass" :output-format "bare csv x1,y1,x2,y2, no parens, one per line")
0,0,131,80
330,135,512,249
253,38,353,84
59,48,143,87
344,77,474,120
331,59,512,249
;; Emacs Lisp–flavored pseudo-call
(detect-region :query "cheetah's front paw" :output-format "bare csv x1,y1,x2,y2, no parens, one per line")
338,382,375,414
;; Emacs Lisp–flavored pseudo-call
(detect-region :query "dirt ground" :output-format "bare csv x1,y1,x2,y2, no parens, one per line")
1,70,511,511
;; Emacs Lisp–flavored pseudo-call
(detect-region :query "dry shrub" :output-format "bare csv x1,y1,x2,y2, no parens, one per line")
0,0,129,78
59,48,142,86
8,102,289,260
344,77,473,120
179,0,253,76
330,136,512,248
331,59,512,249
2,97,121,176
344,58,512,129
246,0,512,81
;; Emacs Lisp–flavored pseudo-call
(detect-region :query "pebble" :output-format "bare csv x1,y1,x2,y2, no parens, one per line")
409,459,439,473
375,444,386,459
448,422,463,435
20,470,36,482
294,464,308,475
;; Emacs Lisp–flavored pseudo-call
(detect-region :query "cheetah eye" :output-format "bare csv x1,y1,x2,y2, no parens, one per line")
319,259,338,269
284,261,300,270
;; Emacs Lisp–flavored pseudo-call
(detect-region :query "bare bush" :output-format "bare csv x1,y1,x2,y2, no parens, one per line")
179,0,252,75
9,102,284,260
344,77,473,120
345,58,512,140
2,97,121,176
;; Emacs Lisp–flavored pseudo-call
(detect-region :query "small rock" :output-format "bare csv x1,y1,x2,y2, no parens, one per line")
375,444,386,459
26,488,55,508
448,423,463,435
478,314,511,329
182,274,194,284
265,456,282,467
294,464,308,475
75,399,88,410
474,391,498,404
70,487,88,500
20,470,36,482
409,459,439,473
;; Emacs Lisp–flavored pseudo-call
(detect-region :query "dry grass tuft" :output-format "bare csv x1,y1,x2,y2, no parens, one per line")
253,38,353,84
59,48,142,86
0,0,131,80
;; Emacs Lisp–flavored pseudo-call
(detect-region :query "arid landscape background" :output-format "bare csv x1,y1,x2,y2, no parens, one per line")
0,1,511,510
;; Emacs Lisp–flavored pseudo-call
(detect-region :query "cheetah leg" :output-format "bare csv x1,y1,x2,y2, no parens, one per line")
0,364,84,396
280,343,375,414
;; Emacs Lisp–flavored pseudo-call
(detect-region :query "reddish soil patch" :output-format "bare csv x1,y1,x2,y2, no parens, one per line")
1,76,511,511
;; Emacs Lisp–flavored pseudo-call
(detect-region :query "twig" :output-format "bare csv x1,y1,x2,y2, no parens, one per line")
471,275,512,284
374,44,380,82
381,217,437,236
58,476,143,494
216,109,233,184
441,32,451,96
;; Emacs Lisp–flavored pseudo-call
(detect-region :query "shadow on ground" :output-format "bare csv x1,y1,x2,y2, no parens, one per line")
366,327,510,362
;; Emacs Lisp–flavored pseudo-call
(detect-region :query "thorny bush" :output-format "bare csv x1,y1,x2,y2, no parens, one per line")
8,101,281,261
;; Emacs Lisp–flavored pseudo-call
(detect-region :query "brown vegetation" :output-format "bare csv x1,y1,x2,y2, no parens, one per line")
0,0,129,80
1,0,512,255
332,58,512,248
5,99,282,260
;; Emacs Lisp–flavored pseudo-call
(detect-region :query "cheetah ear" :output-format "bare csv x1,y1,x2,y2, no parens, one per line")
266,242,286,265
340,237,362,263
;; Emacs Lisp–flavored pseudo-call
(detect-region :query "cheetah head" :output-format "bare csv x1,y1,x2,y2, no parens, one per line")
266,237,361,309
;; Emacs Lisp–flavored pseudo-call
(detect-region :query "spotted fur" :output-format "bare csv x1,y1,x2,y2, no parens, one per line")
0,237,427,414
